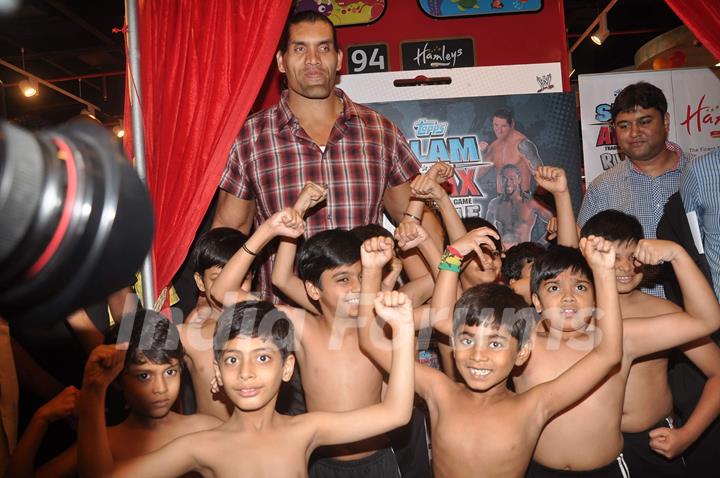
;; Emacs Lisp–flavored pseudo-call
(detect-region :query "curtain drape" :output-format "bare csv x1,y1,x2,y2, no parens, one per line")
665,0,720,61
124,0,292,299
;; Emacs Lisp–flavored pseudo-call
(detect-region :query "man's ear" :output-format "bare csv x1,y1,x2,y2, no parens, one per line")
531,293,542,313
336,49,343,72
194,272,206,293
305,280,321,301
515,342,531,366
276,50,286,73
663,112,670,133
281,354,296,382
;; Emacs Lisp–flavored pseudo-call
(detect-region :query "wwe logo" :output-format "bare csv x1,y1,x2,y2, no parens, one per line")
536,74,554,93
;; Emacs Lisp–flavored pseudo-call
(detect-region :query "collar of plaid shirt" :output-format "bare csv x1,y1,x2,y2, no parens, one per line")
275,88,358,131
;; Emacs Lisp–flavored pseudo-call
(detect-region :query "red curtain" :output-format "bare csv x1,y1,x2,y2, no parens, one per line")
124,0,292,299
665,0,720,61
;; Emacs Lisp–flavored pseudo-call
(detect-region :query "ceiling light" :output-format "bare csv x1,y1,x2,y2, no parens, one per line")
19,77,38,97
715,62,720,67
113,125,125,138
590,13,609,46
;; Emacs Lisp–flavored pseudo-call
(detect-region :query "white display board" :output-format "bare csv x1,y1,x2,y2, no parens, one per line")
338,62,563,103
579,68,720,185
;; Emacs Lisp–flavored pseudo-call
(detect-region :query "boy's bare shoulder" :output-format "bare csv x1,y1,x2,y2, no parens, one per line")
178,412,224,432
625,291,681,319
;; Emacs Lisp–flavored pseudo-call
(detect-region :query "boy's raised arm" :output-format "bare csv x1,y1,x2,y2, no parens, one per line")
430,228,500,337
411,162,466,244
271,183,324,313
624,240,720,359
530,236,623,422
211,208,305,306
311,291,415,448
4,387,79,478
357,236,396,374
534,166,578,247
77,344,127,477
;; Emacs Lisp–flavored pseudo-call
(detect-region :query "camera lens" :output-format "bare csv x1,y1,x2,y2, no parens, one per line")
0,119,153,325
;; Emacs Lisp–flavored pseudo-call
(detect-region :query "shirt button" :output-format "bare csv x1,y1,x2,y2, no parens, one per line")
656,204,661,208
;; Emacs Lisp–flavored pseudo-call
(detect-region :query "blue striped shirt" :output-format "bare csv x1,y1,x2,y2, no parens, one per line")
578,142,690,296
680,148,720,300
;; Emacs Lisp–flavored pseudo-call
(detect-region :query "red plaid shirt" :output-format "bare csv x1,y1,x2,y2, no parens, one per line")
219,88,419,299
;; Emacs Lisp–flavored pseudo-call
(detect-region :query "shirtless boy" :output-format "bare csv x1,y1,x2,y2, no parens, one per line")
77,299,414,478
580,209,720,477
210,208,403,476
358,230,623,478
514,239,720,477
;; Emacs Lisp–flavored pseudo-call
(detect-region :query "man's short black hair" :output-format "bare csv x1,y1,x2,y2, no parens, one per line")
213,301,294,361
297,229,361,288
580,210,644,245
279,10,339,54
105,308,184,369
611,82,668,123
191,227,249,275
530,246,593,295
452,283,536,348
502,242,546,282
493,107,515,125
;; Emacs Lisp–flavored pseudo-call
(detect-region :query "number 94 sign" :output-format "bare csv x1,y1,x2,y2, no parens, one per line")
347,44,389,74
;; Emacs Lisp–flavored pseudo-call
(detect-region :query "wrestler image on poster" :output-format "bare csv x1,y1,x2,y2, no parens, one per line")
477,107,544,196
486,164,552,246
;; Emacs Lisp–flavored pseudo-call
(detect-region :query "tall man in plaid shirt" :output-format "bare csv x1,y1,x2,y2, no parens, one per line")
212,10,421,301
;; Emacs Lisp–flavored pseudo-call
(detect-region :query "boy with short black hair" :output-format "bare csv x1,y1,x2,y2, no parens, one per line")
502,241,546,304
178,226,255,421
190,227,252,311
6,309,221,478
580,209,720,477
77,299,415,477
359,230,624,477
514,236,720,477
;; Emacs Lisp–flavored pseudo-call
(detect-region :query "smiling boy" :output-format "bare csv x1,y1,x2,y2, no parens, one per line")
359,231,623,477
580,210,720,476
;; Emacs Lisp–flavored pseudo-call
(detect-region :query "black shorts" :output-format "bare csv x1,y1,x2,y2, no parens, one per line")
308,448,401,478
622,417,686,477
526,455,630,478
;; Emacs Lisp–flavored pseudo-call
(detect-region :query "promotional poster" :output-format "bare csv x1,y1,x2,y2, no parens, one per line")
367,93,583,247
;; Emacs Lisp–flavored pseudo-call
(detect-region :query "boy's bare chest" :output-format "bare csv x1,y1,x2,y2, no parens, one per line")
201,432,308,478
298,327,383,410
431,395,537,477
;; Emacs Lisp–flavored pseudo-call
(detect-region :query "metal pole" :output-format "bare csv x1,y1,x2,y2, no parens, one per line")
125,0,156,309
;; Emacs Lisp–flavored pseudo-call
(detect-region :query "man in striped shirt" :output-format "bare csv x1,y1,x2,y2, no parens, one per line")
577,81,692,297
